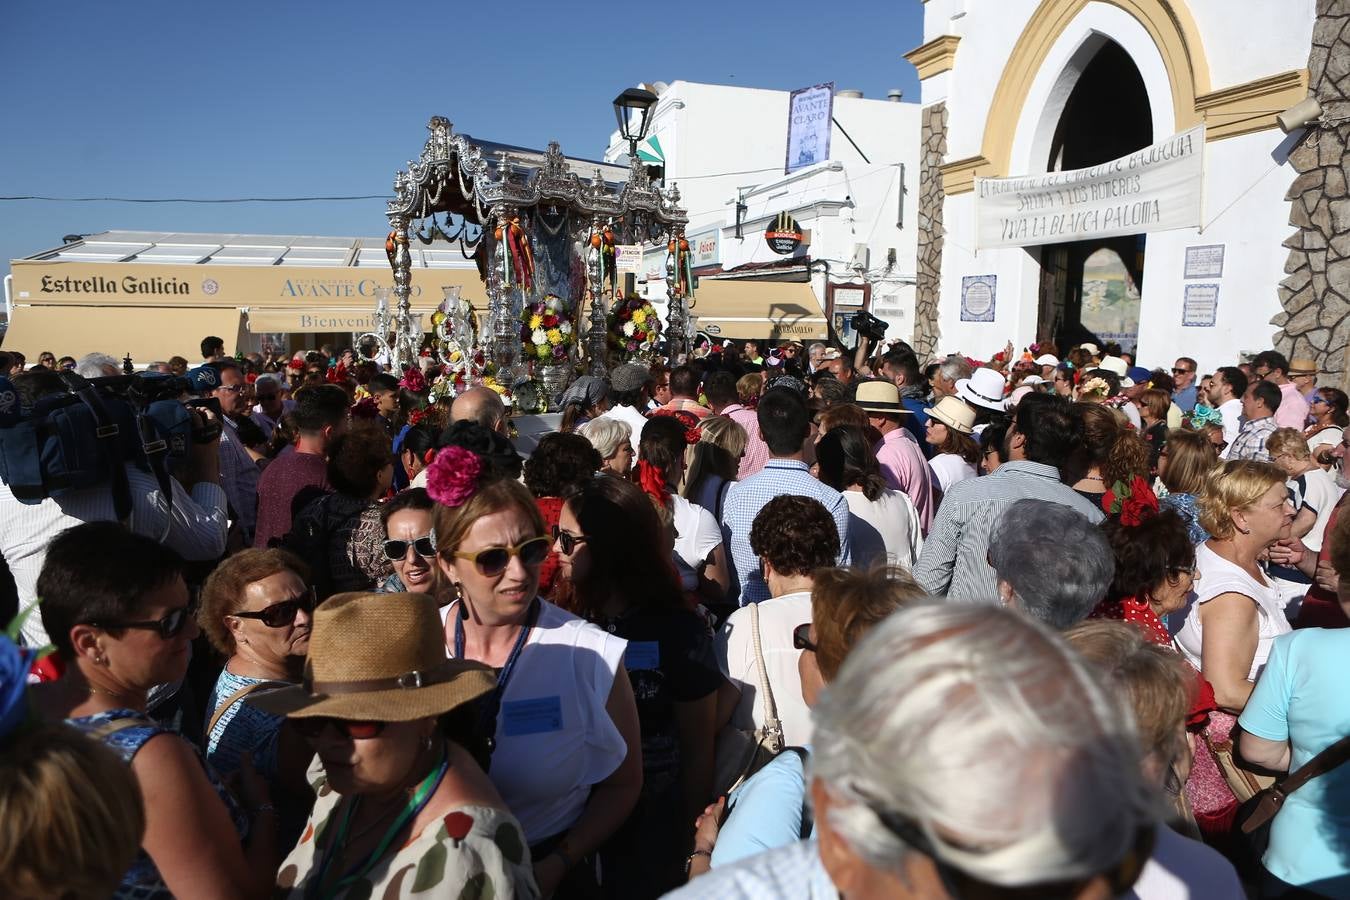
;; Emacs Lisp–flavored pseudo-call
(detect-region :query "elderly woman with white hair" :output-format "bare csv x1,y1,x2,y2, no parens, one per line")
577,416,634,477
668,602,1158,899
987,498,1115,629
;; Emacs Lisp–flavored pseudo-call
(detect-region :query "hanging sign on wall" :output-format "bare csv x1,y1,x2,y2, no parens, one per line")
974,125,1205,250
765,212,804,255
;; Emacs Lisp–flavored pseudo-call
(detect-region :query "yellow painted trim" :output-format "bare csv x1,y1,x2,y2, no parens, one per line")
939,155,994,195
1195,69,1310,140
949,0,1211,195
905,35,962,80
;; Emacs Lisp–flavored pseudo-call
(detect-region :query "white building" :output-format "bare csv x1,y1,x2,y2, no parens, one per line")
603,81,921,347
908,0,1321,374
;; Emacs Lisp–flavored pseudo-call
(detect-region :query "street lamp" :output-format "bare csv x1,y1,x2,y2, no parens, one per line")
613,87,658,158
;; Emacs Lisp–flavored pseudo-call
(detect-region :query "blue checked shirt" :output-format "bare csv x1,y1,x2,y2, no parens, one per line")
913,460,1104,603
664,839,837,899
1227,415,1277,462
721,459,851,605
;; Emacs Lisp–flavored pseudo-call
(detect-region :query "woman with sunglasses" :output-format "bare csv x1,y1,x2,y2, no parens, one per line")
1304,386,1348,455
378,488,438,595
255,591,539,899
522,432,602,603
428,448,642,899
199,548,318,848
556,474,725,897
31,523,280,899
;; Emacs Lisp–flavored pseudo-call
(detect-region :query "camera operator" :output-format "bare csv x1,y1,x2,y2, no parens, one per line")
190,362,258,547
0,368,228,648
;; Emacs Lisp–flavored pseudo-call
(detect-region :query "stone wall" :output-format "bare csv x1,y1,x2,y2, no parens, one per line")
1274,0,1350,385
913,102,947,358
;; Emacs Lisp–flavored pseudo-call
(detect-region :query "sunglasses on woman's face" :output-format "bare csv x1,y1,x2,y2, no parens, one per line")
87,602,197,640
550,523,588,556
231,588,316,628
293,717,387,740
792,623,817,653
383,535,436,561
453,536,550,576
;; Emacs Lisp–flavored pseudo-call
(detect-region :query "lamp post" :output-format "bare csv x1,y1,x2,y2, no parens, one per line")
613,87,658,161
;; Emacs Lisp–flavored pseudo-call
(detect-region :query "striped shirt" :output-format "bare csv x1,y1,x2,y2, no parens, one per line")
722,459,851,605
913,460,1104,603
1227,416,1277,462
1,468,228,647
720,404,770,480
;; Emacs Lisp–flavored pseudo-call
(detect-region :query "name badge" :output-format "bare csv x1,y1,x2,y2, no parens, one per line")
624,641,661,671
501,696,564,737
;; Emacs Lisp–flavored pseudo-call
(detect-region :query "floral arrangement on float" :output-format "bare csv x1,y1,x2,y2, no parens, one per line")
426,345,489,404
519,294,575,364
607,292,663,361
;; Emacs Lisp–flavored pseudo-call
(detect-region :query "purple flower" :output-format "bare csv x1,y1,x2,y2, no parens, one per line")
425,446,484,508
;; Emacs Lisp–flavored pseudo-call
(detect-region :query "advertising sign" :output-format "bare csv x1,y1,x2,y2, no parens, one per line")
974,126,1205,250
765,212,804,255
785,82,834,174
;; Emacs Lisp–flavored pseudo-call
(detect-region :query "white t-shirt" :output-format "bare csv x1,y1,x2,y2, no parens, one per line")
672,495,722,590
595,404,649,457
928,453,977,494
842,489,922,570
445,599,628,844
1306,425,1342,452
718,592,814,747
1175,543,1291,680
1127,825,1244,899
1289,466,1343,552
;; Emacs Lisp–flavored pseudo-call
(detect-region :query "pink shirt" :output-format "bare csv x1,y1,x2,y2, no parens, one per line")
721,404,770,480
1275,381,1311,429
875,427,934,533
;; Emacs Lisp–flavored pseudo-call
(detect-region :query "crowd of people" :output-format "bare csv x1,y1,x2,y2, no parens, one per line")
2,331,1349,899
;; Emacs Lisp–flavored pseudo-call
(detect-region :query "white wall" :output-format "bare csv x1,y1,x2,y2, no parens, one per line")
922,0,1311,372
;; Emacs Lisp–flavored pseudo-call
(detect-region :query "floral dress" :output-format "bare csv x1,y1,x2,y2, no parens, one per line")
276,771,539,899
68,708,249,900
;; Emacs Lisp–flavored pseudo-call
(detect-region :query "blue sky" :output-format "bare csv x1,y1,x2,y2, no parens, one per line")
0,1,923,280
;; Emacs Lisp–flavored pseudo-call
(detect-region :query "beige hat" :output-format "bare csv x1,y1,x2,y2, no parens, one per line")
250,592,495,722
927,396,975,434
1096,356,1135,388
1079,343,1100,357
1288,358,1318,376
855,379,907,414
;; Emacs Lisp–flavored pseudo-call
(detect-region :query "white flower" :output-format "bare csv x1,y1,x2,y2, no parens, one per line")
531,328,547,345
560,322,572,335
545,296,562,312
622,322,636,337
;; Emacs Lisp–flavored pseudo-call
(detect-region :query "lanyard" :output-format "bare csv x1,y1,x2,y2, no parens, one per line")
453,597,539,755
308,751,449,900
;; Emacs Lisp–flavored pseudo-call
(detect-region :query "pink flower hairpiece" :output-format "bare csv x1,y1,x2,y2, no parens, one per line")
426,445,483,508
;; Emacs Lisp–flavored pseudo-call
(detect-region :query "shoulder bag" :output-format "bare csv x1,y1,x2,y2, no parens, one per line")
711,602,786,797
1238,734,1350,857
206,680,288,739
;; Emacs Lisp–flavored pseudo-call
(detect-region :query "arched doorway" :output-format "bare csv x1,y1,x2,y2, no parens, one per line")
1036,40,1153,356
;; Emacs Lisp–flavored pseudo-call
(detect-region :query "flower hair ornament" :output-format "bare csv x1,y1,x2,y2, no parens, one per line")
1189,404,1224,429
1101,475,1160,526
426,445,485,508
1079,377,1111,399
648,408,702,444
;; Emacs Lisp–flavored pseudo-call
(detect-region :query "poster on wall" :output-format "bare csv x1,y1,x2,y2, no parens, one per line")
960,275,997,322
1182,283,1219,326
973,125,1205,250
1184,244,1225,279
1078,247,1142,348
785,82,834,174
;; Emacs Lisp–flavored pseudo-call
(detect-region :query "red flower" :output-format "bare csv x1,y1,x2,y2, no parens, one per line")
443,811,474,846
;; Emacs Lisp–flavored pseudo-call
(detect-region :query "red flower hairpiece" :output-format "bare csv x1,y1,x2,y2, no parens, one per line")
1102,475,1159,525
426,446,483,508
408,408,428,427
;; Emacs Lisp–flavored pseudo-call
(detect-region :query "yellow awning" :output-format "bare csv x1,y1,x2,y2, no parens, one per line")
3,305,243,361
689,279,827,340
246,307,428,334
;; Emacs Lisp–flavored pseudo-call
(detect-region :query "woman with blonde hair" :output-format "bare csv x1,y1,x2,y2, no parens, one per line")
681,414,748,521
1066,622,1244,897
1265,427,1342,617
735,372,763,406
1159,428,1220,544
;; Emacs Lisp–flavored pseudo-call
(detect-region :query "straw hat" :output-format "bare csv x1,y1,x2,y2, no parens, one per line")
954,368,1008,412
1034,353,1059,367
1288,358,1318,376
250,592,495,721
855,380,907,414
927,396,976,434
1079,343,1100,357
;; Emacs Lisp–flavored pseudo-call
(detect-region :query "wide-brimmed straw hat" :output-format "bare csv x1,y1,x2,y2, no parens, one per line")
249,592,494,721
954,368,1008,412
1097,356,1135,388
927,396,976,434
1288,358,1318,376
855,380,907,414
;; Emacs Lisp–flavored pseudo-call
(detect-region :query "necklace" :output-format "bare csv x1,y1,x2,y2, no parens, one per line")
87,684,141,706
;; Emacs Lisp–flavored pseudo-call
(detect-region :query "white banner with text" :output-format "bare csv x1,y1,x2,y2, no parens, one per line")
974,126,1204,250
